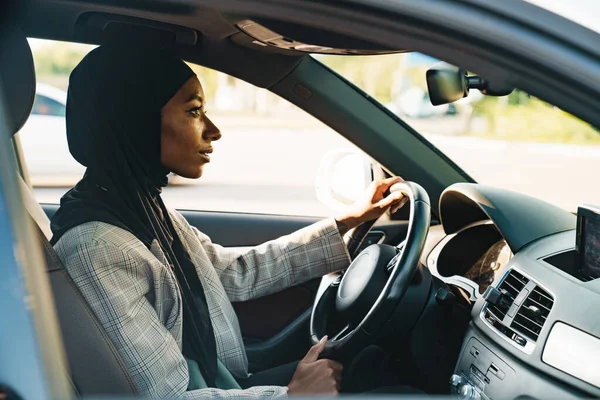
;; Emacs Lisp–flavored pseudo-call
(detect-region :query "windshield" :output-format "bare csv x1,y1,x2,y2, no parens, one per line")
318,53,600,212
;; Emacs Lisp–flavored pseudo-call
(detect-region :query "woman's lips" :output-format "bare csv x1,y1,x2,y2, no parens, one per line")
199,148,213,162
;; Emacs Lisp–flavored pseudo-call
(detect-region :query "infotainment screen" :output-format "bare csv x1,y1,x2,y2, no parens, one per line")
576,205,600,281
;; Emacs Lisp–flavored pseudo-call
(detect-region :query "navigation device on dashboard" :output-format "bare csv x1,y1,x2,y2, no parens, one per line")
576,205,600,281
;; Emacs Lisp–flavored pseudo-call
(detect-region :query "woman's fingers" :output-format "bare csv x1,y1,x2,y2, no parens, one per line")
390,196,409,214
373,177,402,195
376,190,404,209
302,336,328,363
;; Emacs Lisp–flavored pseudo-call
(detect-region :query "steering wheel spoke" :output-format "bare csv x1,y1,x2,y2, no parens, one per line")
331,323,354,342
386,250,402,274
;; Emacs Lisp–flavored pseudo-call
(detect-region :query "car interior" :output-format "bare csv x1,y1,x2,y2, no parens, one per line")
2,0,600,399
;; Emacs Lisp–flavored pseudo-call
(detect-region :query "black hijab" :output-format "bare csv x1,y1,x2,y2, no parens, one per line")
50,42,219,387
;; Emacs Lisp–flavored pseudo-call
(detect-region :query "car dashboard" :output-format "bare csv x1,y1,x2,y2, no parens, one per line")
424,183,600,399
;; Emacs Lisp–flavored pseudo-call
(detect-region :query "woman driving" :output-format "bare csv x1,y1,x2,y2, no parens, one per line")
50,42,406,398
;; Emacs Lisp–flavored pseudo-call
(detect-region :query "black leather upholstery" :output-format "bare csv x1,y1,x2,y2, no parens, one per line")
4,23,138,396
0,24,35,136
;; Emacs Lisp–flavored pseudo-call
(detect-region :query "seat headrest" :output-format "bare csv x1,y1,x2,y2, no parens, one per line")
0,23,36,136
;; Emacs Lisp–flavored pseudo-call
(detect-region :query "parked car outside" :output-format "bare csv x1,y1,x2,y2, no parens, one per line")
18,83,84,186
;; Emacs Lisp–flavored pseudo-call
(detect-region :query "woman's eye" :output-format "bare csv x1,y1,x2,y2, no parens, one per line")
188,106,208,117
188,107,202,117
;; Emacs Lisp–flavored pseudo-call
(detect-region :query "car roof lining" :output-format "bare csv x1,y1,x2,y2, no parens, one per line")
23,0,239,42
19,0,413,89
23,0,408,58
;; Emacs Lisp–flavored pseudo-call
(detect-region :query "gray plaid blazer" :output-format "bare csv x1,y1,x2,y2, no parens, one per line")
53,210,350,398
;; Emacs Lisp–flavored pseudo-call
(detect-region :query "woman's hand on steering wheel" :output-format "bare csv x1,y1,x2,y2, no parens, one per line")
288,336,343,396
334,176,408,235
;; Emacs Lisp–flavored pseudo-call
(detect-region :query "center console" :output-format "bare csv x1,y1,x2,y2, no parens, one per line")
450,326,582,400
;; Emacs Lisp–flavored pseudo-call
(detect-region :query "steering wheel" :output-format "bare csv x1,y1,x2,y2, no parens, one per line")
310,181,431,360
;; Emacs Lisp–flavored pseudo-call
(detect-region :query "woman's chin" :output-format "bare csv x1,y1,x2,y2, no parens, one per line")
188,167,204,179
171,167,203,180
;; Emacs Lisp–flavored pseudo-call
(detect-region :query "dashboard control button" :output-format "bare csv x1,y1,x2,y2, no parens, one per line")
512,333,527,346
488,363,505,380
469,364,489,385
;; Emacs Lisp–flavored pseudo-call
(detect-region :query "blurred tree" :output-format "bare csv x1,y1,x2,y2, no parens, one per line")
186,64,220,103
469,95,600,144
507,90,531,106
320,54,408,104
33,42,91,75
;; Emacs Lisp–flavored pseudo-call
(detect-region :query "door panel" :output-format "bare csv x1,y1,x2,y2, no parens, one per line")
179,210,321,246
42,204,322,246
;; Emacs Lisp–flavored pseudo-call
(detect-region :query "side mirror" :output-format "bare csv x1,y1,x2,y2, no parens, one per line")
426,62,514,106
315,149,379,212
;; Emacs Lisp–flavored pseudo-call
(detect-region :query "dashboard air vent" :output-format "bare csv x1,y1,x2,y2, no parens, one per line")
487,270,529,320
511,286,554,341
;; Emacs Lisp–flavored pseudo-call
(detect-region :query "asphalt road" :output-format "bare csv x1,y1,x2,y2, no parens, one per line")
32,126,600,216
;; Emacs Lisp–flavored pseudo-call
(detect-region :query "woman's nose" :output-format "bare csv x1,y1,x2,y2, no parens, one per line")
203,115,222,142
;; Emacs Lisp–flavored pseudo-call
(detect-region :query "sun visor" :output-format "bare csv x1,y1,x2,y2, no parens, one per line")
236,19,407,55
73,12,199,47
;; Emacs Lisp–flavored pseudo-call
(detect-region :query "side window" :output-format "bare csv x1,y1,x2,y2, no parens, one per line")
26,39,363,217
31,94,66,117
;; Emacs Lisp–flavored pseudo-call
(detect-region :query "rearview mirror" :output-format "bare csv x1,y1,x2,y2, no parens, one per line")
426,62,514,106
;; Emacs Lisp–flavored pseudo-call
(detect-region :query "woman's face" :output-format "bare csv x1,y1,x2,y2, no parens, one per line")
161,76,221,179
